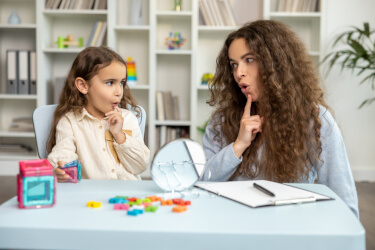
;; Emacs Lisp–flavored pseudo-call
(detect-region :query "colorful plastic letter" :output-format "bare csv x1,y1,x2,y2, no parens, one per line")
61,160,81,183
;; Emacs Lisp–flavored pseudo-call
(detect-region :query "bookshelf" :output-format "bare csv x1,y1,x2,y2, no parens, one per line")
0,0,260,176
0,0,38,171
263,0,326,67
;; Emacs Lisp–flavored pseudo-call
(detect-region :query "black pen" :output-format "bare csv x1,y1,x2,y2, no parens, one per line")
253,183,275,197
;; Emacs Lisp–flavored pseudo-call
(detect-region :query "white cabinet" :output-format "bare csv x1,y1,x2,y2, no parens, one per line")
0,0,261,176
0,0,38,164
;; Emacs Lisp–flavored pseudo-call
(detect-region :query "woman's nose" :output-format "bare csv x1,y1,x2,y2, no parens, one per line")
236,62,247,78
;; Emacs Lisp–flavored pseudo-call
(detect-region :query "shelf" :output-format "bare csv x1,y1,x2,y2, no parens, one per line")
0,94,37,100
0,24,36,29
269,12,321,18
115,25,150,31
155,120,192,126
156,50,192,55
0,131,35,138
129,85,150,90
156,11,193,17
0,153,38,161
43,10,108,16
197,85,210,90
198,26,239,32
43,48,84,53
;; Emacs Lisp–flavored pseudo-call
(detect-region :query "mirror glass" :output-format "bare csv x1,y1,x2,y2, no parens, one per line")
151,139,206,192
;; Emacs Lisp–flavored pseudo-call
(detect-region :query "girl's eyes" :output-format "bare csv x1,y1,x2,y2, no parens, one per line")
105,81,126,86
247,58,254,63
231,63,238,69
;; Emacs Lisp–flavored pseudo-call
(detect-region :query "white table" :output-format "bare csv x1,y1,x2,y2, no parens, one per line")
0,180,365,250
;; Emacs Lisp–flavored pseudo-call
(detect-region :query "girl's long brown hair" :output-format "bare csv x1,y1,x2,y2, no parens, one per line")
47,46,140,153
208,20,330,183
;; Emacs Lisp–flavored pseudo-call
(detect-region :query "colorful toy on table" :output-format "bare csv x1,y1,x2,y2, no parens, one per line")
114,204,130,210
201,73,214,85
61,160,81,183
127,205,144,216
125,57,138,86
87,201,102,208
145,205,158,212
164,32,186,50
109,197,128,204
173,205,188,213
55,34,84,49
17,159,56,209
160,199,173,206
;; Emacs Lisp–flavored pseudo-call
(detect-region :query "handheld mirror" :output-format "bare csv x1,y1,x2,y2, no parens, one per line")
151,139,206,192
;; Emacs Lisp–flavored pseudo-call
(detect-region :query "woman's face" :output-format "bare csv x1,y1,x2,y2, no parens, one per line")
228,38,262,102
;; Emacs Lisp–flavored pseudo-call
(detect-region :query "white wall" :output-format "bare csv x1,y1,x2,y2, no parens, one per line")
323,0,375,181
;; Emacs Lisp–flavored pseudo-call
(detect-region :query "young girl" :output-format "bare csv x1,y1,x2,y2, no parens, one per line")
203,20,359,217
47,46,150,181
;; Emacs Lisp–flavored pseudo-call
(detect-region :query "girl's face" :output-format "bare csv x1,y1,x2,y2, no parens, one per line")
83,61,126,119
228,38,262,102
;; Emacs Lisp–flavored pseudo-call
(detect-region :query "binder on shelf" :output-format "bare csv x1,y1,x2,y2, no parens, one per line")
195,180,333,208
156,91,165,121
6,50,18,94
18,50,31,95
95,21,107,46
86,21,98,47
90,21,103,46
30,51,37,95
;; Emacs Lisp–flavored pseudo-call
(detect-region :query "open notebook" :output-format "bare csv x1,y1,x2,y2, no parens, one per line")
195,180,333,208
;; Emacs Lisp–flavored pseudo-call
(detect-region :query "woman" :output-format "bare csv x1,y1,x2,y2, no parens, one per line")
203,20,358,217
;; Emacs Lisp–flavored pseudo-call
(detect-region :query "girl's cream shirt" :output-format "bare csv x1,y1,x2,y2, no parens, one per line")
48,108,150,180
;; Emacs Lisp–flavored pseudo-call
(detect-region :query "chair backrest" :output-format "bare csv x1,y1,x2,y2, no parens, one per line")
129,104,146,139
33,104,146,159
33,104,58,159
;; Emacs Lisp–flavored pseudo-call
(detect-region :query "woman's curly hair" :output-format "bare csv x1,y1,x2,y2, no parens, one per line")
208,20,331,182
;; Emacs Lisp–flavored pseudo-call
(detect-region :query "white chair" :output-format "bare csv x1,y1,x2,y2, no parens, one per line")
33,104,146,159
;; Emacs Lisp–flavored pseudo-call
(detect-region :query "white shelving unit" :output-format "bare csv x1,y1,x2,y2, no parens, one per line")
0,0,259,176
263,0,326,67
0,0,38,174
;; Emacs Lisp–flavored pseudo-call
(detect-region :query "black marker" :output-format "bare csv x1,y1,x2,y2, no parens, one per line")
253,183,275,197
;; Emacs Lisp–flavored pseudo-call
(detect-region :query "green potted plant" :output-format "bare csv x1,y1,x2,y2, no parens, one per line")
321,22,375,108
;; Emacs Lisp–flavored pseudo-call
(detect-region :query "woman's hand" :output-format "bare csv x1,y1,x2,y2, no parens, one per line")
105,106,126,144
233,94,263,158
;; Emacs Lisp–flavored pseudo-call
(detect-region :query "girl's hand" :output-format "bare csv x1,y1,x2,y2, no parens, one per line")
105,106,126,144
55,161,70,182
233,94,264,158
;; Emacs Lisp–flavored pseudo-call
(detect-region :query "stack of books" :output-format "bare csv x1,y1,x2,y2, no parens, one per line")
156,91,180,121
8,117,34,132
274,0,320,12
45,0,107,10
198,0,237,26
86,21,107,47
155,126,189,151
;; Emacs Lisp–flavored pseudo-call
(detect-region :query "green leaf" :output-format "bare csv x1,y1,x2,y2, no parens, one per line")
348,40,366,55
359,97,375,109
364,23,370,37
359,72,375,85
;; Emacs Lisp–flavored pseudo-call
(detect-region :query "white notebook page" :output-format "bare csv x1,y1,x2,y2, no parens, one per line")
195,180,332,208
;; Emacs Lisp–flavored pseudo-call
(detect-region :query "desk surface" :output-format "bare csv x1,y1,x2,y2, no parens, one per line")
0,180,365,250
